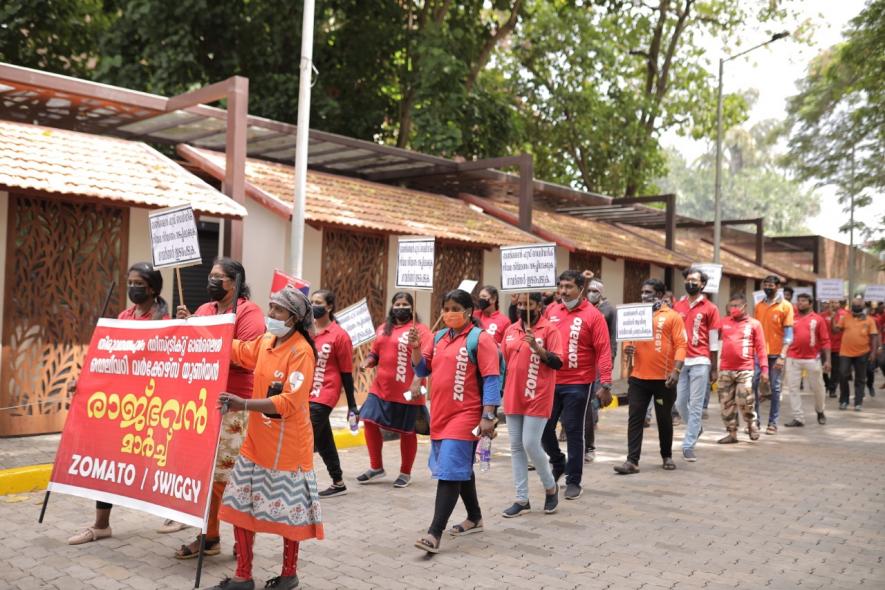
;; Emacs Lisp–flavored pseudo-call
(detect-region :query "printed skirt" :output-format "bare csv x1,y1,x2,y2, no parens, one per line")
214,410,247,483
360,392,426,434
219,455,324,541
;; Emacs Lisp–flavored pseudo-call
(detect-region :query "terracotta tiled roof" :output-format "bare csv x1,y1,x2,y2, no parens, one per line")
488,201,692,267
0,120,247,218
179,146,540,247
617,224,772,279
718,242,819,283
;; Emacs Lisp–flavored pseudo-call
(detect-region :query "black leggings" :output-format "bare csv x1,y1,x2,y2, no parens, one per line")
428,474,482,539
96,501,112,510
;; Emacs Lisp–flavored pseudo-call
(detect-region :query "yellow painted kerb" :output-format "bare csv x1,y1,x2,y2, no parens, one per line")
0,463,52,495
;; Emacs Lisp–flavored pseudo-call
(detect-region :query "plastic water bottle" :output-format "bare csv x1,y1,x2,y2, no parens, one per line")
477,436,492,472
348,411,359,435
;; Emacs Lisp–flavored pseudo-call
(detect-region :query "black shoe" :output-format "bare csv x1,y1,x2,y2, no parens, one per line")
356,468,385,483
265,575,299,589
828,391,837,398
784,419,804,427
839,402,848,410
207,578,255,590
393,474,411,488
564,483,583,500
318,483,347,498
544,484,559,514
502,501,531,518
817,412,826,425
551,466,564,483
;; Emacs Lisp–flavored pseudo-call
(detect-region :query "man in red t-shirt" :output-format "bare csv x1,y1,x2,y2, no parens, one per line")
784,293,831,427
672,267,721,462
821,300,847,398
541,270,612,500
717,292,768,443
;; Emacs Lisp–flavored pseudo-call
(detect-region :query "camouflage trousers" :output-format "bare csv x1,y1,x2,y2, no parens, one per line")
718,370,757,433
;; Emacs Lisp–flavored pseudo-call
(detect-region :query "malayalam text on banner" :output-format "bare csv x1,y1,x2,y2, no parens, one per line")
500,243,557,292
336,298,376,347
864,284,885,302
616,303,654,341
48,315,235,529
691,263,723,294
396,237,435,290
148,205,202,269
816,279,845,302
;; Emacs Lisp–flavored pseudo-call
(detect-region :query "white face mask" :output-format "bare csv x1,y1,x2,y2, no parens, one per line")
265,316,292,337
563,297,581,310
587,291,602,304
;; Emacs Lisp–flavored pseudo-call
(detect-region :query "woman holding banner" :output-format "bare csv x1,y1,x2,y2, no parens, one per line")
68,262,170,545
474,285,511,345
174,257,264,559
309,289,358,498
410,289,501,554
500,293,563,518
357,292,431,489
211,286,322,590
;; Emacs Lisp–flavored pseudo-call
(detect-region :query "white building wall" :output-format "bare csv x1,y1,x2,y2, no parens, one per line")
241,200,289,307
601,257,625,307
0,192,6,368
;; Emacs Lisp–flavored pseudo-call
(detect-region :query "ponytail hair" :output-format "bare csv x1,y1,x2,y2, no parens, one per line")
295,323,317,360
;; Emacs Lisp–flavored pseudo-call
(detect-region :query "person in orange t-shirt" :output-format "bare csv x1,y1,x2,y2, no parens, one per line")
213,286,322,590
614,279,687,475
834,295,880,411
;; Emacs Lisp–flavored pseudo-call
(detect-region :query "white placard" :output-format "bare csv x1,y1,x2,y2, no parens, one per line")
336,298,376,347
691,263,723,294
457,279,479,294
500,243,557,292
753,290,766,305
793,286,814,300
616,303,654,341
864,284,885,302
148,205,202,269
395,236,435,290
816,279,845,302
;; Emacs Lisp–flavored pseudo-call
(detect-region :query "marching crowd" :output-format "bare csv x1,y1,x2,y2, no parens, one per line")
65,258,883,590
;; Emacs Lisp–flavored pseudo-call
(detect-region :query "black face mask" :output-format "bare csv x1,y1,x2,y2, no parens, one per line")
652,300,663,312
517,309,539,325
851,304,864,314
684,283,702,296
763,287,777,299
391,307,412,323
477,298,492,310
542,294,556,306
128,286,150,305
312,305,328,319
207,277,228,301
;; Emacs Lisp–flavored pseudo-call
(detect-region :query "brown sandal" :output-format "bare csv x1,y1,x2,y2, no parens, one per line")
175,536,220,559
414,535,440,554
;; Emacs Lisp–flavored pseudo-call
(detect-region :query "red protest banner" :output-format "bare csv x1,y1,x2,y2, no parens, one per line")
271,269,310,296
48,314,235,529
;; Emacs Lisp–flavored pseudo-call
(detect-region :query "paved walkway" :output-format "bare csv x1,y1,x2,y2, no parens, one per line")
2,378,884,589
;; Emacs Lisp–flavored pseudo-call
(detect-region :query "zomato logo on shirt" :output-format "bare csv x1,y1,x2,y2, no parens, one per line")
311,342,333,397
395,332,410,383
568,317,583,369
452,346,469,401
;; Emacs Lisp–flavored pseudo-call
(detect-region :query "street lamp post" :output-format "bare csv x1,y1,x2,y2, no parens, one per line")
713,31,790,265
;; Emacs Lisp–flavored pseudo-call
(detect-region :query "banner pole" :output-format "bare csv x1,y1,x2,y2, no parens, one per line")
40,280,117,524
196,406,228,588
526,292,532,331
176,268,186,309
194,533,208,588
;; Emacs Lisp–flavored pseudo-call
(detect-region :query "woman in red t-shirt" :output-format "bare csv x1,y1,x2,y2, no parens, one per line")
308,289,357,498
174,257,265,559
473,285,511,345
410,289,500,554
357,292,431,489
501,293,563,518
68,262,170,546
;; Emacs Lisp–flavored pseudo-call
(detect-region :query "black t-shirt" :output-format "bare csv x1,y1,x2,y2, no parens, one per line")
597,300,617,362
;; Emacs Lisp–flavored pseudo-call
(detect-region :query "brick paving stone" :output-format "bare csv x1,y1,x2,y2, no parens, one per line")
3,379,885,589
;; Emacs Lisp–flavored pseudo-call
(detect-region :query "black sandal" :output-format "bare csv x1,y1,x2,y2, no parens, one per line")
449,520,484,536
414,535,440,554
175,536,220,559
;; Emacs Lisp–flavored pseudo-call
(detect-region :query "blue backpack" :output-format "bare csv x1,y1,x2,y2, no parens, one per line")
434,325,506,396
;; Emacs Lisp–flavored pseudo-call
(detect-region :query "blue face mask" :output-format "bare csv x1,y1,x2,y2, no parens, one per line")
265,316,292,337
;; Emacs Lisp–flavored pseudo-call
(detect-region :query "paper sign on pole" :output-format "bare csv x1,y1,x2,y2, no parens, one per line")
692,263,723,294
500,243,557,292
863,284,885,302
48,315,235,529
336,298,376,347
616,303,655,341
816,279,845,302
457,279,479,294
271,269,310,296
148,205,202,269
395,236,435,290
793,286,814,300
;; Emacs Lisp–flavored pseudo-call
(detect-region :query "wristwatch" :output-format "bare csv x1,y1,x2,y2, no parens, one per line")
481,412,497,421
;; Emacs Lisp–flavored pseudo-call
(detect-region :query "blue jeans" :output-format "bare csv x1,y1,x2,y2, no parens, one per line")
542,384,590,486
675,364,709,450
753,355,783,426
507,414,555,502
